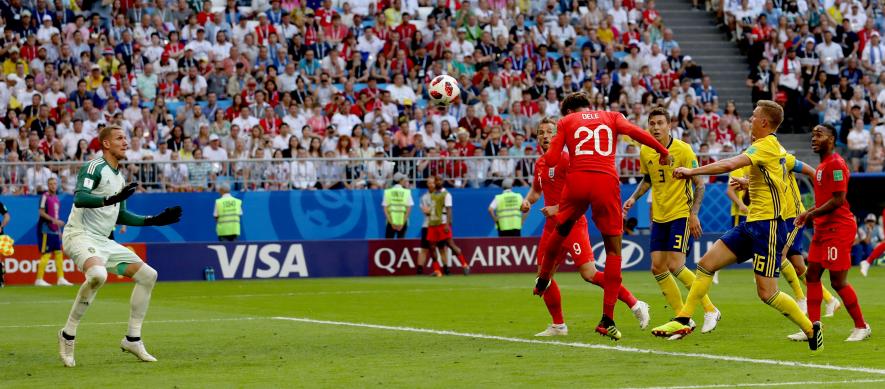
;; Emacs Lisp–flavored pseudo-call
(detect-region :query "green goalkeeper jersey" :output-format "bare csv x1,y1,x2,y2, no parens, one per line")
65,157,126,238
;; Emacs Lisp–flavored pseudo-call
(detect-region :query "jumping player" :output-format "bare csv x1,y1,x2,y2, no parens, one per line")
35,177,73,286
58,126,182,367
535,92,670,340
623,107,720,336
650,101,817,351
790,124,870,343
525,117,650,336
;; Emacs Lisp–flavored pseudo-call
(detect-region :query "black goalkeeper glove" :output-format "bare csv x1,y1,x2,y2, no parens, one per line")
145,206,183,226
104,182,138,206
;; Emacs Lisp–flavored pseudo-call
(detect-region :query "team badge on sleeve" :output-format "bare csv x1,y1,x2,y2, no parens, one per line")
833,169,844,182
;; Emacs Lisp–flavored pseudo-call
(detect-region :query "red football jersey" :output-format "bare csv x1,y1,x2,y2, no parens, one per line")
533,151,570,208
544,110,668,179
813,153,857,234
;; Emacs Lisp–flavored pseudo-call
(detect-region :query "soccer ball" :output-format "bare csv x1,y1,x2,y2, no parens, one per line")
428,75,460,106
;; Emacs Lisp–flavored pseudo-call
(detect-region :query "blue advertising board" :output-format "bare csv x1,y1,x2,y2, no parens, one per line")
1,184,736,244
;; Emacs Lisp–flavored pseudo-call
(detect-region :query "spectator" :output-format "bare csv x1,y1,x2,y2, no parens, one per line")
867,132,885,173
846,119,870,172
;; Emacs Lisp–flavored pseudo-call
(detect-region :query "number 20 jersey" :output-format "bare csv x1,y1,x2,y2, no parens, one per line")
545,110,666,180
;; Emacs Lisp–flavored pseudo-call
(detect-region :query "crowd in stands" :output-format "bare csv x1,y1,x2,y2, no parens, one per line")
0,0,767,195
723,0,885,172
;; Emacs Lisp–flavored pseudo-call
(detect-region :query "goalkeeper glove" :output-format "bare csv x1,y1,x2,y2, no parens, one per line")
145,206,183,226
104,182,138,206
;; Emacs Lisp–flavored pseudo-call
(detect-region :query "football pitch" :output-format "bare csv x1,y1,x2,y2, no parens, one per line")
2,270,884,388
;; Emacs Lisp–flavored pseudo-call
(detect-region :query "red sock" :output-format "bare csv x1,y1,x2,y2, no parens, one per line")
431,259,441,273
589,272,638,307
807,281,822,322
836,285,866,328
603,255,622,319
543,279,564,324
456,253,468,267
866,242,885,264
539,232,567,279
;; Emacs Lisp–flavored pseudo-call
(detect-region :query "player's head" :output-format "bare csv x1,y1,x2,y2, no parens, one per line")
560,92,592,116
537,117,557,152
647,106,671,144
99,125,128,160
47,176,57,194
749,100,783,138
811,123,837,156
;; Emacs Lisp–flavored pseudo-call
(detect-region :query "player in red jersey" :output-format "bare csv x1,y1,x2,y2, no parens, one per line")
523,118,650,336
793,124,870,344
534,92,670,340
859,207,885,276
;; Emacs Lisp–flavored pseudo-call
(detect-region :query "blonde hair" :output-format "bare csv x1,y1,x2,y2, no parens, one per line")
756,100,784,130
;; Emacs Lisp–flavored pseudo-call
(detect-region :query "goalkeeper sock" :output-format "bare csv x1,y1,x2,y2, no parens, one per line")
63,266,107,336
55,251,65,279
36,253,50,281
589,272,638,307
807,280,822,322
128,265,157,338
654,271,684,313
543,279,564,324
603,255,622,319
765,291,813,335
676,265,713,319
780,260,805,300
674,265,716,313
836,284,866,328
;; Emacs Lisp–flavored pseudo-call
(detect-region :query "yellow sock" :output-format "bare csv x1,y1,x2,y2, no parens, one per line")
677,266,714,318
36,253,50,280
780,261,805,300
799,267,835,302
765,290,813,335
654,271,684,313
54,251,65,279
674,266,716,313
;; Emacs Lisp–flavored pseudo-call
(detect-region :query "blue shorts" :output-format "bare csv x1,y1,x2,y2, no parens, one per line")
40,233,62,253
650,218,691,254
720,219,788,277
733,215,747,227
783,218,805,257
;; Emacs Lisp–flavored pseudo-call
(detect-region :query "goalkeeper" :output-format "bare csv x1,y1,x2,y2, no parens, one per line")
57,126,183,368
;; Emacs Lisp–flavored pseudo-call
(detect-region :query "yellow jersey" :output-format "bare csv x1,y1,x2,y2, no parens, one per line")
728,165,750,217
640,138,698,223
743,135,789,222
782,154,806,219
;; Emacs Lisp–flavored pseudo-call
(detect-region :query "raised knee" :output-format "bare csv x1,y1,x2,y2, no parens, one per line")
651,261,669,275
830,280,847,290
757,287,777,302
86,266,108,287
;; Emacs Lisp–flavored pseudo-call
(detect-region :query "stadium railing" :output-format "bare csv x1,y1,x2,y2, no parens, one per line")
0,153,741,195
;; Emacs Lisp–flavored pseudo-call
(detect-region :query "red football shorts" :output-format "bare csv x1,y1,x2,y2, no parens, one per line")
554,171,623,236
426,225,452,243
540,216,594,268
808,234,852,272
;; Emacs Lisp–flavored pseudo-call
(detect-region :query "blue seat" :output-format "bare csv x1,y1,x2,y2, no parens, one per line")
614,51,628,60
217,99,232,110
576,36,589,48
362,19,375,28
332,83,344,91
548,52,561,60
354,83,368,92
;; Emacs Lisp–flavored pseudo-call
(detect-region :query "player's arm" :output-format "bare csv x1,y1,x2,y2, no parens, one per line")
117,200,183,226
0,203,8,233
796,191,846,227
542,129,565,167
793,159,816,177
488,198,498,223
726,179,748,212
689,175,705,237
674,154,752,178
623,174,651,214
38,195,52,222
615,114,670,161
521,170,542,213
73,166,138,208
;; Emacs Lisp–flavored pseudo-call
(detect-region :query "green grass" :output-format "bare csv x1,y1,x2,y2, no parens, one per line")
2,269,884,388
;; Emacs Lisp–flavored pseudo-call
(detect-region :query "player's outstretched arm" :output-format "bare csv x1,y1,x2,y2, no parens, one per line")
615,114,670,162
689,175,706,238
116,201,183,227
674,154,752,179
521,175,542,213
794,160,816,177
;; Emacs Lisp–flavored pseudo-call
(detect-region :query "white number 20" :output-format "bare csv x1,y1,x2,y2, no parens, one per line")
574,125,614,156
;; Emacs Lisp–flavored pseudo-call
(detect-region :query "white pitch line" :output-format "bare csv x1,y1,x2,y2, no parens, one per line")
620,378,885,389
272,316,885,376
0,317,260,329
